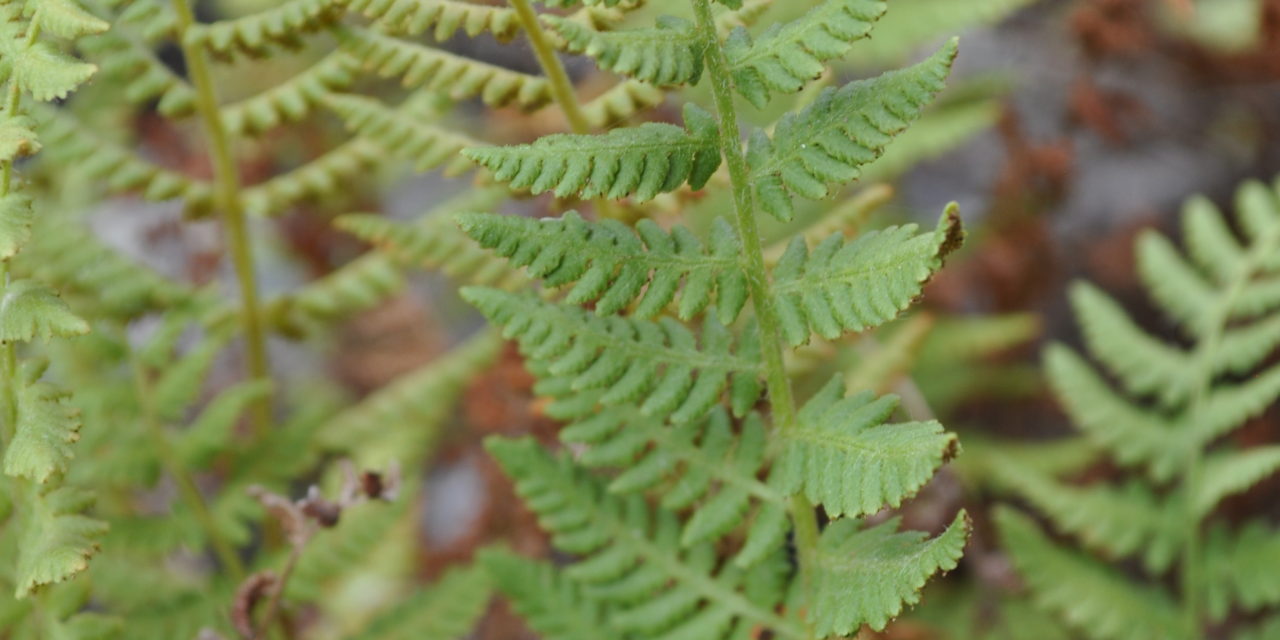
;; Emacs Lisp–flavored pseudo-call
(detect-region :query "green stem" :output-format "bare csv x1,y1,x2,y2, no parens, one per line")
690,0,819,634
507,0,627,221
169,0,272,437
127,339,246,581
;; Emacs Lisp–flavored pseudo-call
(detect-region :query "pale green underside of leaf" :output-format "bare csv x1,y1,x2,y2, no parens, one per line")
463,103,721,202
15,487,107,598
811,511,969,635
995,507,1182,640
546,14,704,87
772,205,962,345
747,40,956,222
0,279,89,342
464,287,761,425
182,0,344,59
725,0,885,108
772,376,957,519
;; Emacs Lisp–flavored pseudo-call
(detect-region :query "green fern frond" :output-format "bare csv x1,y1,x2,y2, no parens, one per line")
79,23,196,117
27,0,111,39
995,508,1182,640
269,254,405,331
4,364,82,484
487,436,802,639
462,288,761,424
545,15,704,87
317,331,502,464
771,206,961,345
724,0,885,108
175,380,273,468
241,137,383,216
1204,522,1280,621
337,28,551,109
457,211,748,322
480,549,618,640
1194,446,1280,517
746,40,955,222
0,193,32,260
344,0,520,41
336,188,525,288
0,279,89,343
581,79,667,128
771,375,957,518
811,512,968,635
323,92,478,175
181,0,344,59
0,23,98,101
220,53,358,136
14,486,107,598
859,92,1002,182
462,103,721,202
36,107,214,215
352,563,491,640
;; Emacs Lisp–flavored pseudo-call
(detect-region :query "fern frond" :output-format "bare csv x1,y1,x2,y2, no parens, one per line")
457,211,748,322
545,15,704,87
724,0,885,108
1194,446,1280,517
771,206,961,345
771,375,957,518
990,458,1178,572
37,107,214,215
337,28,551,109
462,288,762,425
317,332,502,465
0,193,32,260
220,53,358,136
269,254,405,331
994,507,1182,640
581,79,667,128
0,279,90,343
480,549,618,640
1204,522,1280,621
4,364,82,484
0,28,97,101
344,0,520,41
746,40,955,222
336,188,525,288
182,0,344,59
811,512,968,635
323,92,478,175
176,380,273,468
241,138,382,216
462,103,721,202
80,23,196,117
352,563,491,640
487,437,802,639
28,0,111,38
859,92,1002,182
14,487,107,598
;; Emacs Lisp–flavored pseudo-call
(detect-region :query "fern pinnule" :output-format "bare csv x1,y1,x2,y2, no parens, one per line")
746,40,957,222
724,0,885,107
581,79,667,128
181,0,344,59
462,103,722,202
220,53,358,136
545,14,705,87
13,486,109,598
457,211,748,322
323,91,478,175
336,27,552,109
268,254,405,332
345,0,521,41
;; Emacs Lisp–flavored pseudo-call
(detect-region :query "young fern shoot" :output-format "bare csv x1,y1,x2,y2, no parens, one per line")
994,177,1280,640
462,0,970,637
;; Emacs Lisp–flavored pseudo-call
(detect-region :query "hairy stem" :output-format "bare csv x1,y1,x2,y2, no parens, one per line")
169,0,273,436
690,0,819,634
127,340,246,581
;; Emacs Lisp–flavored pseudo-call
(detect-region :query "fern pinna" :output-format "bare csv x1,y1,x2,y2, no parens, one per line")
993,178,1280,640
460,0,970,637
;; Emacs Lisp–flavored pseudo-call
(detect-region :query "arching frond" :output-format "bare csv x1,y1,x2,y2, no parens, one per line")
268,254,405,331
344,0,520,41
995,508,1182,640
457,211,748,322
724,0,885,108
323,92,477,175
771,206,961,345
582,79,667,128
746,40,955,222
486,437,802,640
336,28,551,109
812,512,968,635
463,288,761,425
463,103,721,202
220,53,358,136
545,15,704,87
241,138,382,216
182,0,345,60
771,376,957,518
